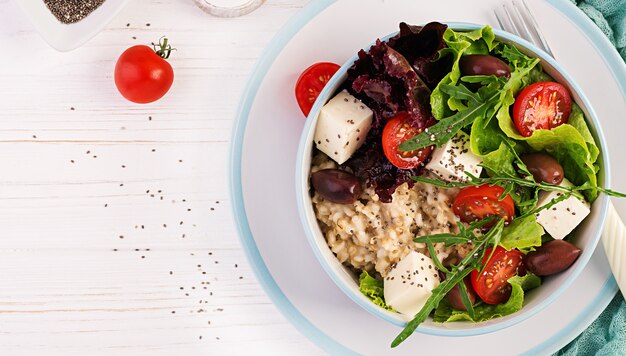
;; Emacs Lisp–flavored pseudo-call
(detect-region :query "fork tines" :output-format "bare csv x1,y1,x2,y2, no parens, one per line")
495,0,554,57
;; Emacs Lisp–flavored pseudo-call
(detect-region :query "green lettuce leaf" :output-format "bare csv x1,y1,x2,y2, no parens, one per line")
433,273,541,323
465,45,599,201
480,141,518,178
497,103,599,201
469,113,505,155
467,44,539,156
527,66,554,84
433,29,598,203
431,26,497,120
500,215,544,252
569,103,600,165
359,271,395,312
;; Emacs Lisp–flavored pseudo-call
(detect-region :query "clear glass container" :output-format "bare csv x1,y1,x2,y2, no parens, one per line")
193,0,265,17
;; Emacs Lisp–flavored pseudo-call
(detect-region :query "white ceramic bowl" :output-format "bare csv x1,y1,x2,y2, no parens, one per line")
15,0,129,52
296,23,610,336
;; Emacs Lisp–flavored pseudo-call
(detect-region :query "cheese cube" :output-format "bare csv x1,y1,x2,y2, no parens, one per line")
313,90,373,164
425,132,482,182
535,179,591,240
384,251,440,318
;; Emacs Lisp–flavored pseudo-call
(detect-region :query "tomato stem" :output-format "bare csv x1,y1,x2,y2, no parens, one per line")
152,36,175,59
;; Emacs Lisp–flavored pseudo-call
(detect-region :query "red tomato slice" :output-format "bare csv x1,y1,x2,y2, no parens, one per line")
452,185,514,224
295,62,340,117
512,81,572,137
471,246,526,305
382,113,433,169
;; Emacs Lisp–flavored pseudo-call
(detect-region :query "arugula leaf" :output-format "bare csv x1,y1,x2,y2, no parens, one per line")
414,217,496,247
439,83,481,104
411,172,625,198
433,273,541,322
467,216,499,231
398,90,499,151
391,220,505,348
414,234,469,247
359,271,395,312
457,278,475,319
425,241,450,274
473,138,539,213
516,192,572,220
502,139,534,178
495,43,536,70
461,74,501,85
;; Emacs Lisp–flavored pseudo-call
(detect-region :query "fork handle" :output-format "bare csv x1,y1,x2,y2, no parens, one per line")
601,202,626,299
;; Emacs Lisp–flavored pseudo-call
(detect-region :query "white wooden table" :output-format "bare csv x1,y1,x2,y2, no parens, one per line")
0,0,322,354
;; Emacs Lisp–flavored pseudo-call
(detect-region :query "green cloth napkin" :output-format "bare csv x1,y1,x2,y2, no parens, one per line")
555,3,626,354
569,0,626,60
556,292,626,355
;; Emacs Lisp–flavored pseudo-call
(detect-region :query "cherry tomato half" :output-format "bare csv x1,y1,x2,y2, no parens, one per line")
512,81,572,137
382,113,433,169
471,246,526,305
295,62,340,117
452,185,514,224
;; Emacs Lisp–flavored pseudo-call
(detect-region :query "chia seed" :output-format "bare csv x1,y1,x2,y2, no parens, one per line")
44,0,106,24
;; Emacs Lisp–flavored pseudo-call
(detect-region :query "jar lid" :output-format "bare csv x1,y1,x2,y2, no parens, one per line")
193,0,265,17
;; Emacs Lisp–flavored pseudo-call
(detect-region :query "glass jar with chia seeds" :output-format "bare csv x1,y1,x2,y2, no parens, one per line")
193,0,265,17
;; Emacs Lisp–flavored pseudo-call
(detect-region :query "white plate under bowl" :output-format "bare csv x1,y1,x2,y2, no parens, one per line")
230,0,626,354
15,0,129,52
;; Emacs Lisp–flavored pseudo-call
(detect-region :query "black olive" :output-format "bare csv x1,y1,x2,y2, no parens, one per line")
520,153,564,185
459,54,511,79
311,169,362,204
525,240,582,276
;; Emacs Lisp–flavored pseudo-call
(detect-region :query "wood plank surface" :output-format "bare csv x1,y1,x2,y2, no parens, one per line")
0,0,322,354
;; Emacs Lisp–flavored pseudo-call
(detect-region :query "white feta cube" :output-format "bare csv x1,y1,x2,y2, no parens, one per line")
425,132,482,182
313,90,373,164
535,179,591,240
384,251,440,318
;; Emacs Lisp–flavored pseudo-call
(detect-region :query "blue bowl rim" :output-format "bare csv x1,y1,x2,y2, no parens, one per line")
295,22,611,337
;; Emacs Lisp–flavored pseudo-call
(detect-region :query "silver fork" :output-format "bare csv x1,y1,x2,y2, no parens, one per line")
494,0,626,300
495,0,554,58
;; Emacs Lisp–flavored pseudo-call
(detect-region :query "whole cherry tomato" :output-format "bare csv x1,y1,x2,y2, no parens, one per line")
115,37,175,104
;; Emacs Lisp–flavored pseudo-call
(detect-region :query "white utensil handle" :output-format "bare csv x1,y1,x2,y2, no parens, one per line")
602,202,626,300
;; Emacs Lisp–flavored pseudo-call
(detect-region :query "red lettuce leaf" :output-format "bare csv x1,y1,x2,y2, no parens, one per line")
348,40,434,129
341,22,451,202
388,22,450,88
342,140,421,203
